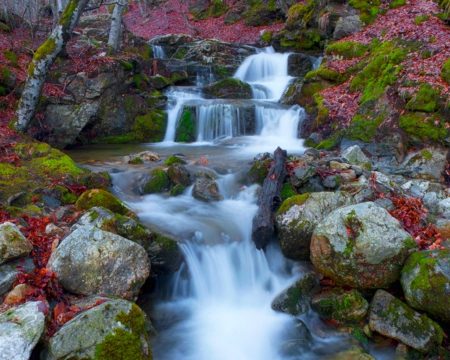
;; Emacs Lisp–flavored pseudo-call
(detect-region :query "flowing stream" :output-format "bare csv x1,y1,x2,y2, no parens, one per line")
66,48,395,359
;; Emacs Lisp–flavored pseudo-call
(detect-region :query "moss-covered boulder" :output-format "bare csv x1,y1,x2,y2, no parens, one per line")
311,202,418,289
328,346,375,360
47,225,150,300
369,290,443,353
167,163,192,187
0,301,47,360
311,287,369,323
137,169,171,195
401,249,450,324
247,158,273,184
42,299,152,360
192,179,223,202
164,155,187,166
77,207,183,276
175,110,196,143
271,273,320,316
0,222,33,266
75,189,132,216
202,78,252,99
275,192,354,261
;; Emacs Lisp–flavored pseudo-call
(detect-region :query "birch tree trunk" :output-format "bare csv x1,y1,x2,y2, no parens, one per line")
107,0,126,54
12,0,90,133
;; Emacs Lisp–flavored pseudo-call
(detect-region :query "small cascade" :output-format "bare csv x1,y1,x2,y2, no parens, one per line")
151,45,168,59
196,104,243,142
195,66,216,86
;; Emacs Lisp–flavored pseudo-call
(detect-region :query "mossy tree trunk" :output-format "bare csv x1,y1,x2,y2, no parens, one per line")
107,0,126,55
12,0,90,133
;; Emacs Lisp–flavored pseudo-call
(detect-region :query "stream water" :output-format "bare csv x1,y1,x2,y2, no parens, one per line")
66,48,396,359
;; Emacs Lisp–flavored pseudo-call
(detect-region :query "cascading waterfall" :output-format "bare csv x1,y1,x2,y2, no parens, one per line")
152,45,168,59
196,104,242,142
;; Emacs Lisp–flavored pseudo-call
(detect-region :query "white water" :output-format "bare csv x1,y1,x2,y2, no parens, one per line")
152,45,168,59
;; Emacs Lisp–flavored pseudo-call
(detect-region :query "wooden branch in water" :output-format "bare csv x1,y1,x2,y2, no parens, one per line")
251,147,287,250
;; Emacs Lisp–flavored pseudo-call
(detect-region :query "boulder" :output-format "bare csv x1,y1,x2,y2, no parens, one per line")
333,15,364,40
328,346,375,360
0,258,35,296
0,222,33,266
291,164,317,187
192,179,223,202
369,290,443,353
271,273,320,316
164,155,187,165
401,147,446,182
311,287,369,323
75,189,133,216
0,301,47,360
401,249,450,324
310,202,417,289
137,169,171,195
123,151,160,163
167,163,192,187
76,207,183,275
278,320,313,357
202,78,252,99
287,53,314,77
341,145,370,167
47,225,150,300
42,299,151,360
275,192,354,261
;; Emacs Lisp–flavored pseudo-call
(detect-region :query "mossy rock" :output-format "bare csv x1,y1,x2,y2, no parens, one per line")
202,78,252,99
164,156,187,166
405,83,441,113
247,158,273,184
399,112,447,144
141,169,171,194
442,58,450,85
325,41,369,60
75,189,132,216
175,110,196,143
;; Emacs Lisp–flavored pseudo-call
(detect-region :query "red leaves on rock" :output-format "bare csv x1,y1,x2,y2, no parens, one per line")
20,215,55,268
15,267,65,302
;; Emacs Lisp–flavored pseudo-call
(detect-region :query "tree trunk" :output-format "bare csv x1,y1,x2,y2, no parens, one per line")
251,147,287,250
12,0,90,133
107,0,126,54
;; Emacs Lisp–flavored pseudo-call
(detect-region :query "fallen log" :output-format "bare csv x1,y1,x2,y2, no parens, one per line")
251,147,287,250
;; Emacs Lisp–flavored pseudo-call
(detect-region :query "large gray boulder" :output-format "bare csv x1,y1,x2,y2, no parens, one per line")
167,163,192,187
401,249,450,324
42,298,151,360
271,273,320,316
311,202,417,289
369,290,443,353
275,192,354,261
401,147,446,182
76,207,182,276
0,222,33,266
192,179,223,202
333,15,364,40
47,225,150,300
341,145,370,166
0,301,47,360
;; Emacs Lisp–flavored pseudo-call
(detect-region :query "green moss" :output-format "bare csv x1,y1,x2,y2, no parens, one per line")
143,169,171,194
175,110,196,143
119,60,134,70
170,185,185,196
421,149,433,160
325,42,368,60
164,156,186,166
76,189,130,215
390,0,406,8
305,67,342,83
0,23,11,32
414,14,430,24
31,150,83,175
59,0,78,26
129,157,143,164
347,113,384,142
0,85,6,96
3,50,18,66
173,47,187,59
94,303,151,360
349,0,380,25
406,83,441,112
247,158,273,184
29,38,57,76
286,1,315,28
281,183,296,200
261,31,272,43
399,112,447,143
313,93,330,126
277,193,310,217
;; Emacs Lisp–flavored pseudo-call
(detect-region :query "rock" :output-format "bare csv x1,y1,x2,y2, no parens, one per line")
271,273,320,315
338,169,357,183
47,225,150,300
374,198,394,211
291,164,317,187
194,169,217,180
278,320,313,357
327,346,375,360
287,53,313,77
247,158,273,184
401,147,446,182
0,301,47,360
311,288,369,323
76,207,182,276
341,145,370,166
42,299,151,360
333,15,364,40
167,163,192,187
137,169,171,195
437,198,450,218
275,192,354,261
322,175,341,189
0,258,35,297
0,222,33,266
123,151,160,163
341,176,376,203
3,284,36,305
401,249,450,324
75,189,133,216
202,78,252,99
192,178,223,202
329,161,351,171
311,202,417,289
369,290,443,353
164,155,187,165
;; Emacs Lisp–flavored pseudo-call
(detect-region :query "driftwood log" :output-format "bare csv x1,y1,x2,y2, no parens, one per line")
251,147,287,250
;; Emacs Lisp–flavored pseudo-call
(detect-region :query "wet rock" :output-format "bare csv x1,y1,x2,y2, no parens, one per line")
401,249,450,324
247,158,273,184
341,145,370,167
311,288,368,323
278,320,313,357
194,169,218,180
327,346,375,360
291,164,317,187
48,225,150,300
76,207,183,276
369,290,443,353
287,53,313,77
167,163,192,187
0,301,47,360
0,258,35,297
137,169,171,195
271,273,320,315
203,78,252,99
123,151,160,163
164,155,187,165
333,15,364,40
41,299,151,360
75,189,133,216
0,222,33,266
275,192,354,261
311,202,417,289
192,179,223,202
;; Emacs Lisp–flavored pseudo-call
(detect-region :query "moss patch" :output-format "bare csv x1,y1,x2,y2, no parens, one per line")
175,110,195,143
277,193,310,217
325,42,369,60
76,189,130,215
442,58,450,85
142,169,171,194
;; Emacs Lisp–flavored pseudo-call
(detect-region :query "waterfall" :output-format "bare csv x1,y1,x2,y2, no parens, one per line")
152,45,167,59
196,104,242,142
